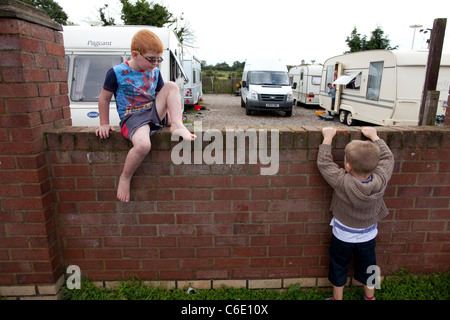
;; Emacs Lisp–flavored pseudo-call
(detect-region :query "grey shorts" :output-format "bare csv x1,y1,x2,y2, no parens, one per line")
119,104,167,140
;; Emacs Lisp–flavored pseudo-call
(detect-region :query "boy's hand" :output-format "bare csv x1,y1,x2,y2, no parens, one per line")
361,127,379,141
96,124,115,139
322,127,337,145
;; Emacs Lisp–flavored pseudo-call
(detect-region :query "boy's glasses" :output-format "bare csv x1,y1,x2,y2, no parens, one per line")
135,51,163,64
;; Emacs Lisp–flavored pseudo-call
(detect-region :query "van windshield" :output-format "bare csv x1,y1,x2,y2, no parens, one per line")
250,71,290,86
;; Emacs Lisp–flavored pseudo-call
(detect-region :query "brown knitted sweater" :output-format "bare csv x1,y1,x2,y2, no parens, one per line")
317,139,394,229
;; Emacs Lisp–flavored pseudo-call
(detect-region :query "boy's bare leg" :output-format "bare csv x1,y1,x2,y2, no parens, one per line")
155,82,196,141
333,286,344,300
117,125,151,202
363,285,375,299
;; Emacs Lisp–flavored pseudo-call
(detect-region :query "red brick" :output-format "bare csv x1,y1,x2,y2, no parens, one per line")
252,188,287,199
398,186,433,197
416,198,449,208
174,189,211,201
45,42,65,56
0,51,34,67
121,226,157,236
411,221,445,231
160,248,194,258
105,260,139,270
53,165,91,177
10,249,50,260
418,173,450,185
104,237,139,247
7,224,47,235
2,68,49,83
214,189,249,200
402,162,438,173
123,248,158,259
179,237,213,248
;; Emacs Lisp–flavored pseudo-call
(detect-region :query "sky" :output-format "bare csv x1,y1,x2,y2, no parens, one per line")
56,0,450,66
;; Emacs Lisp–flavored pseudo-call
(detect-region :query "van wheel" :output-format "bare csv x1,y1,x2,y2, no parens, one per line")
285,110,292,117
241,98,245,108
339,110,348,124
346,112,355,126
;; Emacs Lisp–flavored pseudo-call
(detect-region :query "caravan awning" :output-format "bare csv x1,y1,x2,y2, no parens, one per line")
333,72,361,85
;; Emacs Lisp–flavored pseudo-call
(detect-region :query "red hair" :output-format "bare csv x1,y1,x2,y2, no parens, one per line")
131,29,163,54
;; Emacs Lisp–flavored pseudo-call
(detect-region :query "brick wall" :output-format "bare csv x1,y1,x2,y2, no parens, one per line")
1,0,449,300
43,126,450,286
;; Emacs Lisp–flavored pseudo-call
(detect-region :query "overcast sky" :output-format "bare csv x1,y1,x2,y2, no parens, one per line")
57,0,450,66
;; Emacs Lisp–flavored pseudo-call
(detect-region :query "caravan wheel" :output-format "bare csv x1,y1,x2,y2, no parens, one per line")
339,110,348,124
346,112,355,126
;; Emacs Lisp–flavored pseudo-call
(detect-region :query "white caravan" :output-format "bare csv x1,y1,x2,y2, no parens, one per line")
241,59,293,117
182,56,203,106
63,25,187,126
319,50,450,126
289,64,322,106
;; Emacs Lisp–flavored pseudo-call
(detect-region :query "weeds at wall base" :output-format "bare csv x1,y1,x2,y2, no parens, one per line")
61,270,450,301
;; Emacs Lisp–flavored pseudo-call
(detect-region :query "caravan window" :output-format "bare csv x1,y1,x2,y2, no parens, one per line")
311,76,321,86
71,56,122,101
65,56,70,74
346,73,361,90
325,65,334,89
366,61,383,101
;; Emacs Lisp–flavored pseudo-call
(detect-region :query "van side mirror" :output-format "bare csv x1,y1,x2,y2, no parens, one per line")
242,81,247,88
292,83,297,89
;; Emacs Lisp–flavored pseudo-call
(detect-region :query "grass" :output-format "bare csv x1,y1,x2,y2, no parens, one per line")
62,270,449,300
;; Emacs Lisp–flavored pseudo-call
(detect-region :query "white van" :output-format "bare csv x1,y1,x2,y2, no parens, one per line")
182,55,203,106
63,25,187,126
289,64,322,106
241,59,293,117
319,50,450,126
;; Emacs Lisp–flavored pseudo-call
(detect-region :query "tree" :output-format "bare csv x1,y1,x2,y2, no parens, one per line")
118,0,195,47
345,26,397,53
99,4,116,26
20,0,68,25
366,27,398,50
345,27,366,53
120,0,175,27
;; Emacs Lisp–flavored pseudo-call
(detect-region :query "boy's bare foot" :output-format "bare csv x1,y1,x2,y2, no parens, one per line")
117,174,131,202
170,123,197,141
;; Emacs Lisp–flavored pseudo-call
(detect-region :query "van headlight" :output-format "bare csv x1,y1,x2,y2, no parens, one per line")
287,91,293,101
251,90,258,100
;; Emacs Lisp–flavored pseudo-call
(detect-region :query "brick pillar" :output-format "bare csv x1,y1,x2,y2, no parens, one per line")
0,0,70,298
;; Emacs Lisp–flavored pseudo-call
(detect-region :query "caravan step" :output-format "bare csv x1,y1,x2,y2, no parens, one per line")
318,113,334,121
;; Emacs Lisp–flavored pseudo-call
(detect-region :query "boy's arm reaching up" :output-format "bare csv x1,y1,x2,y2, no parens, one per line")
322,127,337,145
317,127,343,189
362,127,394,181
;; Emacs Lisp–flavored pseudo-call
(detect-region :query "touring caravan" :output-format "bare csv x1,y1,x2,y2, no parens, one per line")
182,56,203,106
319,50,450,126
241,59,293,117
289,64,322,106
63,26,187,126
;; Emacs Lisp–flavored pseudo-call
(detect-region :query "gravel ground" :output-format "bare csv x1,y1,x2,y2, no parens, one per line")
185,94,342,130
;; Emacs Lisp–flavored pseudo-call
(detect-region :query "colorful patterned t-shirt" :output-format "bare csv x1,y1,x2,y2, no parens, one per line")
103,61,164,119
